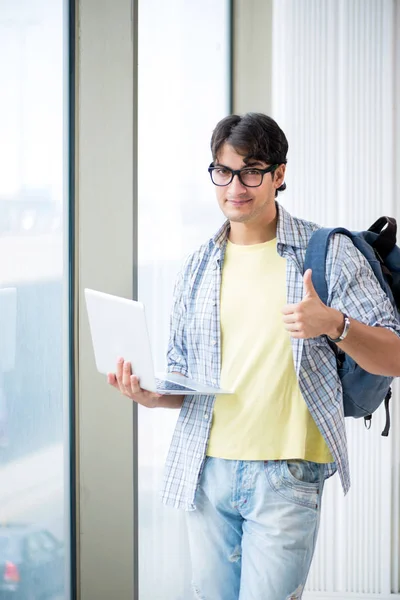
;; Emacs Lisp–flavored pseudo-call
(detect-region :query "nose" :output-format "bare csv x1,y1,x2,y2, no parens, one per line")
228,173,248,195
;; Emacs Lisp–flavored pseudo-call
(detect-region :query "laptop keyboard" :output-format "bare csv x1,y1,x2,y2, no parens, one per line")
155,377,197,393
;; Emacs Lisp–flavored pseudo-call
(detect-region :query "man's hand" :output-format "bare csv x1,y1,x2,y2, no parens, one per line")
107,357,162,408
282,269,343,339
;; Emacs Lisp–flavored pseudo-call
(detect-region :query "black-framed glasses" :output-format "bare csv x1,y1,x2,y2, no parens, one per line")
208,163,279,187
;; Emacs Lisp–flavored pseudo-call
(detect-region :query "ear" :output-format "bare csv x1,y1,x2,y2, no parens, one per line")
274,164,286,189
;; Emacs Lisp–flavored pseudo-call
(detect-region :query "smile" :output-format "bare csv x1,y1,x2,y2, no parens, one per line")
227,199,252,206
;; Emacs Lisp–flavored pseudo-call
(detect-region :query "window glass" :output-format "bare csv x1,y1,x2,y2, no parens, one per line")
138,1,230,597
0,1,70,598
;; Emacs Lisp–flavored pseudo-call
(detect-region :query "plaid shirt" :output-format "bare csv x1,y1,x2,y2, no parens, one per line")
162,203,400,510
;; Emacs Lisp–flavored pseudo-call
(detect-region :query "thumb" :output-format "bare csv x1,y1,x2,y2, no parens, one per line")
303,269,317,299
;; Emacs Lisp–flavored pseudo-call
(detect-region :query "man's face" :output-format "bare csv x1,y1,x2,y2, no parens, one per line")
213,143,285,226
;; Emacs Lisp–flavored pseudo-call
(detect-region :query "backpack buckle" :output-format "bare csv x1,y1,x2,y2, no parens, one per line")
364,415,372,430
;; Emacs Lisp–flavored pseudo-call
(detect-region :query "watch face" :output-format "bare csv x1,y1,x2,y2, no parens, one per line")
340,315,350,341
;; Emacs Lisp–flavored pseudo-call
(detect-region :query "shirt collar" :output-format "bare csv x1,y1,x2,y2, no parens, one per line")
212,202,308,250
276,202,309,249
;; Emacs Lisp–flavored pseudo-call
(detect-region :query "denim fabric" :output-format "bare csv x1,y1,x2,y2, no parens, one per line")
185,457,325,600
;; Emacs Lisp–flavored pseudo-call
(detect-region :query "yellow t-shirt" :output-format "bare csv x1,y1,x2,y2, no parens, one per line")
206,238,333,463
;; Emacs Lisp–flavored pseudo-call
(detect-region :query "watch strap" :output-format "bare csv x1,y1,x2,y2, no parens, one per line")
327,313,351,343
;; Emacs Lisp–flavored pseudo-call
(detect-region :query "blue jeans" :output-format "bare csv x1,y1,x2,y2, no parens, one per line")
185,457,325,600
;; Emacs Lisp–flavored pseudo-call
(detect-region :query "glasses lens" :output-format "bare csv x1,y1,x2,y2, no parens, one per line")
211,167,232,186
240,170,263,187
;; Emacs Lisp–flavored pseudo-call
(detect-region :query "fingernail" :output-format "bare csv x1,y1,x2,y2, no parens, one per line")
117,357,124,363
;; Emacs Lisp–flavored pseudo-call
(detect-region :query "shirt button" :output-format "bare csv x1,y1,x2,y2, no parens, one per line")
211,339,216,345
212,380,217,386
204,413,209,420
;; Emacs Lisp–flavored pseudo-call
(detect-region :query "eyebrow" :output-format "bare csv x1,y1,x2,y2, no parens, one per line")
243,160,264,167
214,161,265,169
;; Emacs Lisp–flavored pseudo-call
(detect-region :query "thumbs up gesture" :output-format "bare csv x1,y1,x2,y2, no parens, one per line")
282,269,342,339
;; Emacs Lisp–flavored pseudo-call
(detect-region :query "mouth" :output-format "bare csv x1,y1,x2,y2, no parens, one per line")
226,198,252,207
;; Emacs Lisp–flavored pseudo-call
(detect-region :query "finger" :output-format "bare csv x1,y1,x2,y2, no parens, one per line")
284,323,301,333
115,357,124,384
130,374,142,395
282,314,298,324
107,373,119,388
281,303,298,315
303,269,317,298
122,361,133,387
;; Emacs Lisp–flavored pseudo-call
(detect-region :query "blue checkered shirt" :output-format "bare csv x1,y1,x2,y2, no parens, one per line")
162,203,400,510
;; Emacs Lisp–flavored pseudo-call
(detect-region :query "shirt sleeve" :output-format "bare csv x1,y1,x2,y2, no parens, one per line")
166,259,189,377
326,233,400,337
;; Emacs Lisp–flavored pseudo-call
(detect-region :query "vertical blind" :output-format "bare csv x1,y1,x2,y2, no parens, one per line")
271,0,400,596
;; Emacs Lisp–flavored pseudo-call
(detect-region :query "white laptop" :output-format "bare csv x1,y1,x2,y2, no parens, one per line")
84,288,232,396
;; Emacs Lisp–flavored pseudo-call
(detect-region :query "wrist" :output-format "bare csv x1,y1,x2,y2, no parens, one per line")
325,309,345,340
154,394,183,409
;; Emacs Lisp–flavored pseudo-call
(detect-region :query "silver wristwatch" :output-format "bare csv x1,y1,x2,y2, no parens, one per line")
327,313,351,343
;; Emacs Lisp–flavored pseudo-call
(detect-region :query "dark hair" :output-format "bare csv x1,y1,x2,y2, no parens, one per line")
210,113,288,196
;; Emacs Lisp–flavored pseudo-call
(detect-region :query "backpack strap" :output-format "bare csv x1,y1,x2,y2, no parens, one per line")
304,227,353,305
366,388,392,436
368,216,397,261
381,388,392,437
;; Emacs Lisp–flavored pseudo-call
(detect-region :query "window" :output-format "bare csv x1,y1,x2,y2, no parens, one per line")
0,0,70,598
138,1,230,597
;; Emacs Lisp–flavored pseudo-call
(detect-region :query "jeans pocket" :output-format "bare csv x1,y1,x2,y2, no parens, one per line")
286,460,321,486
265,460,322,511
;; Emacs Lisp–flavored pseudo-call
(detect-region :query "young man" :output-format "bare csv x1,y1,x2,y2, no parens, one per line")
108,113,400,600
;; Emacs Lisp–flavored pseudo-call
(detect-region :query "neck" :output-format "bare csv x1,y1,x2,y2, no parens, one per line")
228,214,278,245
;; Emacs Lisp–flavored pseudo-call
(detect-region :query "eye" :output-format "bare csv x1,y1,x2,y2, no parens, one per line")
215,167,231,176
243,169,260,175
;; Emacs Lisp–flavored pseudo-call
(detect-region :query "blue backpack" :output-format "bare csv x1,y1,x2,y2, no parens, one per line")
304,217,400,436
